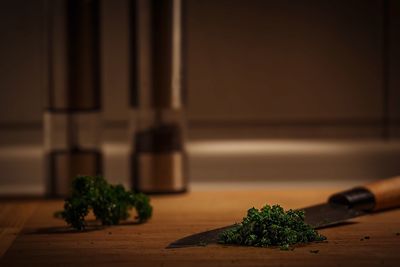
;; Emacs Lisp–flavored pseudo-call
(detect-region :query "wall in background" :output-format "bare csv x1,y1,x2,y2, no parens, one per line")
1,0,400,192
188,0,383,120
0,0,44,145
0,0,45,125
0,0,399,144
186,0,398,139
389,0,400,137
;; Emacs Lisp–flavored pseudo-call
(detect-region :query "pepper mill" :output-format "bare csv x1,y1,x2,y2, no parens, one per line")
130,0,188,193
44,0,102,197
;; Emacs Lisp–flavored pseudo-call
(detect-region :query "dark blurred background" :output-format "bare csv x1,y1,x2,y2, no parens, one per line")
1,0,400,195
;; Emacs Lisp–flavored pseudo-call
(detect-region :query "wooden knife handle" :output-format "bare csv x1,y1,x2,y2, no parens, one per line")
364,176,400,211
329,176,400,212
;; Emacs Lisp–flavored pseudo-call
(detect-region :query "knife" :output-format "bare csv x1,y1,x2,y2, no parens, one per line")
167,176,400,248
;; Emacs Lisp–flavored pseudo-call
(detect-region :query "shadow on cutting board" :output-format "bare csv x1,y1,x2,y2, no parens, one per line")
27,219,143,235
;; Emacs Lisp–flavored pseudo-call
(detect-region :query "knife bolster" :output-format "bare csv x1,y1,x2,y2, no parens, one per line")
328,187,375,211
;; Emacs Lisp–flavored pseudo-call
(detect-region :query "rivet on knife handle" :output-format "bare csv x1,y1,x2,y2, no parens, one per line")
329,176,400,212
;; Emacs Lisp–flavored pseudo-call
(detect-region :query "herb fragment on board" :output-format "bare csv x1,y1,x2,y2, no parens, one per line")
218,204,326,250
55,175,153,230
364,236,370,240
310,250,319,254
197,241,208,247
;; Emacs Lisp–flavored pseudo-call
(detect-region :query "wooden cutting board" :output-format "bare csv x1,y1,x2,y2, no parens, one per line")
1,189,400,266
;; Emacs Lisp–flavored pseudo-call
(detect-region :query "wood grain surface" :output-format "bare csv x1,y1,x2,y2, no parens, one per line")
0,189,399,266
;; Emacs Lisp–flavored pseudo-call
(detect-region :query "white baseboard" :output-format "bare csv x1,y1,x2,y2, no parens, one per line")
189,140,400,182
1,140,400,196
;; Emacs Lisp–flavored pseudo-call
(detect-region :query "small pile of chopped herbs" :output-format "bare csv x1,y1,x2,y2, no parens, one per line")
55,175,152,230
218,204,326,250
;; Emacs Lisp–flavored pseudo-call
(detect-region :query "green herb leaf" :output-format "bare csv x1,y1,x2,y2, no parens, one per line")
55,175,152,230
218,204,326,250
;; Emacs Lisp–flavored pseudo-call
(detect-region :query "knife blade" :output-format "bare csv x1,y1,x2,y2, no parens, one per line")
166,176,400,249
166,203,363,249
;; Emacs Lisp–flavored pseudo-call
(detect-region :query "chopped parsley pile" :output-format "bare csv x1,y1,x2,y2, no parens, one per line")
55,175,152,230
218,204,326,250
